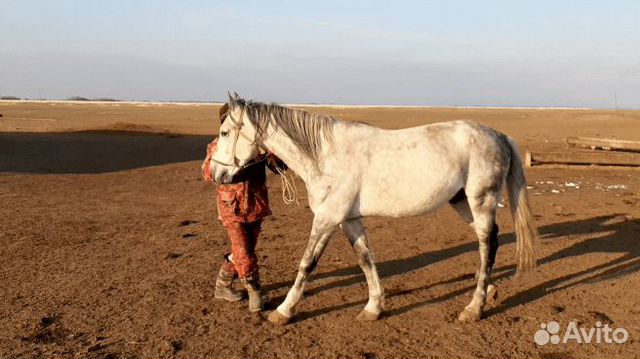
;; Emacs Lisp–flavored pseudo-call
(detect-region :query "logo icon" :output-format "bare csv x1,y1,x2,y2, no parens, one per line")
534,321,561,345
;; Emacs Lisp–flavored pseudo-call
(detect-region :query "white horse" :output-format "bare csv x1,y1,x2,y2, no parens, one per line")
209,94,537,324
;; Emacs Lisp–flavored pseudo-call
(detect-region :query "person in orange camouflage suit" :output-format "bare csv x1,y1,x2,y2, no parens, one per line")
202,103,286,312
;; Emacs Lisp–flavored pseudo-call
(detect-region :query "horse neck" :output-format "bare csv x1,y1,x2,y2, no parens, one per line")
259,127,322,183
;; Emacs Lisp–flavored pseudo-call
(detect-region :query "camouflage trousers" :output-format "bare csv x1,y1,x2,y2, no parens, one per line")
220,220,263,281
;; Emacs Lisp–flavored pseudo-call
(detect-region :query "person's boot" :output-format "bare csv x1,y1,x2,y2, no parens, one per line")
242,279,263,312
214,267,243,302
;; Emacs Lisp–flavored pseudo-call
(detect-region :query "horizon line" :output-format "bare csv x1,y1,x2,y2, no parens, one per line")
1,99,637,111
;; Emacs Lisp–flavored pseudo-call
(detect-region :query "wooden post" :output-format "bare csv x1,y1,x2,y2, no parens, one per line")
527,151,640,167
525,151,532,167
567,136,640,153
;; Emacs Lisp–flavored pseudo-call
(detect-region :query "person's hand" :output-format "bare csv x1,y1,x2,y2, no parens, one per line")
202,141,216,182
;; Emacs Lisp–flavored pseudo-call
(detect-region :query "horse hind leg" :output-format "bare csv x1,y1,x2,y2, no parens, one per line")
486,222,499,305
340,218,384,321
457,189,500,322
450,189,500,307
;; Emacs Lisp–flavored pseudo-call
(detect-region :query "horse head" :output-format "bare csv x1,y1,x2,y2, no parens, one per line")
209,93,262,184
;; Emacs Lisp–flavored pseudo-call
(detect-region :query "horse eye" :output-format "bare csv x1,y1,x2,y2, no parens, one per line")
220,131,229,137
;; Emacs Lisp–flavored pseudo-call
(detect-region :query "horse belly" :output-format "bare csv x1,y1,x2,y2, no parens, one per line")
342,126,468,219
357,169,463,218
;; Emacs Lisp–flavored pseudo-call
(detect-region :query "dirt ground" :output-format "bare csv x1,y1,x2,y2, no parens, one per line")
1,101,639,359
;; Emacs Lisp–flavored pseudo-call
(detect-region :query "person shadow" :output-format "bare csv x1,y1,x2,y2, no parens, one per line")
264,214,640,321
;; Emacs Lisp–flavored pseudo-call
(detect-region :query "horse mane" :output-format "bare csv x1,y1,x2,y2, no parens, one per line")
237,100,336,163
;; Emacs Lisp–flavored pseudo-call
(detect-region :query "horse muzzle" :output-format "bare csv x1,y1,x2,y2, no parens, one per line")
211,162,239,184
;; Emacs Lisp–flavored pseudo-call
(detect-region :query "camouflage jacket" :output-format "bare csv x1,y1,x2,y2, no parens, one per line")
202,139,285,223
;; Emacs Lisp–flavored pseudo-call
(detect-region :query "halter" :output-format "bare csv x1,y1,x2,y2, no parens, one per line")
208,104,300,205
209,105,265,169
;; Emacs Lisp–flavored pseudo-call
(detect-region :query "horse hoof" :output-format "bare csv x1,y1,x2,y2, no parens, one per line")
458,308,482,322
356,310,380,321
267,310,291,325
486,285,498,306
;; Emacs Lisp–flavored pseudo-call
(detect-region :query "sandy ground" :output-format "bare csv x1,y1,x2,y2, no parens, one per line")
1,101,639,358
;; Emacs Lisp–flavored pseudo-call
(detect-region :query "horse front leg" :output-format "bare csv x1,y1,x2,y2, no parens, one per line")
267,215,337,325
340,218,384,321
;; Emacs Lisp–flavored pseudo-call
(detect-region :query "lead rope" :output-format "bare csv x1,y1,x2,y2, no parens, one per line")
275,166,300,205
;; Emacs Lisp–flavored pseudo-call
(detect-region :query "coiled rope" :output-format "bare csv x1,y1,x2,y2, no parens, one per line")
275,166,300,205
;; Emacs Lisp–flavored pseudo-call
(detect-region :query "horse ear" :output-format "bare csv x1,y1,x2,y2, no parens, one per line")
227,92,236,107
232,92,246,107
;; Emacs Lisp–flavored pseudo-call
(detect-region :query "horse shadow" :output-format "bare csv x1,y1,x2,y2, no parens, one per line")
264,214,640,321
0,131,212,174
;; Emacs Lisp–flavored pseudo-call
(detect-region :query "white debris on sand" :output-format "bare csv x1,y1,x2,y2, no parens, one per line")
564,181,580,188
594,183,630,191
531,179,584,195
604,184,628,190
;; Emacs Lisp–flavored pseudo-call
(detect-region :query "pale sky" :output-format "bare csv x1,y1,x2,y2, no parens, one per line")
1,1,639,108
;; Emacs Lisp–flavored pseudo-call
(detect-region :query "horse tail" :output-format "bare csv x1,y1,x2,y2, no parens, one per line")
505,138,538,272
